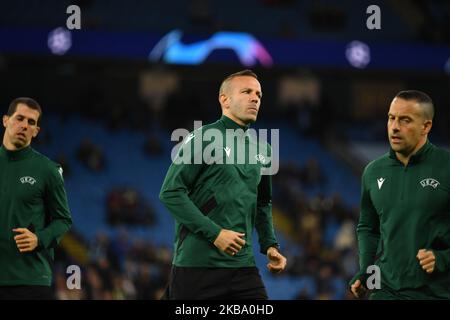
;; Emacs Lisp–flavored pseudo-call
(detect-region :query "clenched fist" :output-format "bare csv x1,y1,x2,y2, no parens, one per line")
13,228,38,253
266,247,287,274
417,249,435,274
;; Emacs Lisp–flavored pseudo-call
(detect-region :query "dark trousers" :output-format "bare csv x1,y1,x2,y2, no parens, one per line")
0,285,54,300
164,266,268,300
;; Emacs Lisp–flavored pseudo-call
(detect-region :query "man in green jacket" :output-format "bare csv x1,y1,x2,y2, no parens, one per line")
159,70,286,299
0,97,72,299
350,90,450,299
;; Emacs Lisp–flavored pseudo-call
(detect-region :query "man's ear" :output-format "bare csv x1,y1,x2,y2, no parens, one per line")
32,126,40,138
2,115,8,128
219,93,229,109
423,119,432,135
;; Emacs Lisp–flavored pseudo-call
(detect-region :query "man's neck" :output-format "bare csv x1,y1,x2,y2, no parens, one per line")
222,113,248,127
2,137,26,151
396,137,427,166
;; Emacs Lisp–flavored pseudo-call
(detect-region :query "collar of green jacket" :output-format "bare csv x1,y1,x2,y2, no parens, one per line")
0,144,33,161
389,139,433,165
220,115,251,131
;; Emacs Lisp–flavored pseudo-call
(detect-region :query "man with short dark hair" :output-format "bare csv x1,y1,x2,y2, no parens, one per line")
0,97,72,299
160,70,286,299
350,90,450,299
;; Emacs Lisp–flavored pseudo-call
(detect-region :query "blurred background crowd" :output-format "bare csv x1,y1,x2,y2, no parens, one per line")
1,0,449,299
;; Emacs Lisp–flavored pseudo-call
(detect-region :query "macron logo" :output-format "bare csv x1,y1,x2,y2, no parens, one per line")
58,167,64,178
224,147,231,158
184,133,195,144
377,178,385,190
255,154,266,164
20,176,36,185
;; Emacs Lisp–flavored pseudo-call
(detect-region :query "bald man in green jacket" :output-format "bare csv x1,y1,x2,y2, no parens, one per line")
350,90,450,299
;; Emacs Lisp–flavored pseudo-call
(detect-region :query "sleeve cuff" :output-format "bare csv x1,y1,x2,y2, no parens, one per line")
262,243,280,255
348,269,369,288
434,250,449,273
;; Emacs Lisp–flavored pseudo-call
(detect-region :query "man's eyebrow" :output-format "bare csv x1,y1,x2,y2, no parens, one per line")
388,113,412,118
241,87,262,95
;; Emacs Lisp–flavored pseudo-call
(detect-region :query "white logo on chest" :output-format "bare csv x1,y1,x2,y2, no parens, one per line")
420,178,439,189
224,146,231,158
255,154,266,164
184,133,195,144
377,178,385,189
20,176,37,185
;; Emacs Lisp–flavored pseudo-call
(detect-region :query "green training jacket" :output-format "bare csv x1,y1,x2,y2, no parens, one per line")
159,115,279,268
0,145,72,286
353,141,450,299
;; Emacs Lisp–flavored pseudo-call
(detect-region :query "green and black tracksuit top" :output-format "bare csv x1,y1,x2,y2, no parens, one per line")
0,145,72,286
159,115,279,268
353,141,450,299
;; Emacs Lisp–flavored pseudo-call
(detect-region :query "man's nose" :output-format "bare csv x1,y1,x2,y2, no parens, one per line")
390,119,400,131
250,93,259,103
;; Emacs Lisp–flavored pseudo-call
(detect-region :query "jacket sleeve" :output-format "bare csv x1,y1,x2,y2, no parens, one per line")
434,223,450,272
159,134,222,243
255,173,278,254
36,164,72,249
351,167,380,285
255,143,278,254
435,249,450,272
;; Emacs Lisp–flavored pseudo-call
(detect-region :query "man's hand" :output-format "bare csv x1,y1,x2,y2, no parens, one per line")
213,229,245,256
350,279,367,298
417,249,435,274
13,228,38,253
266,247,287,274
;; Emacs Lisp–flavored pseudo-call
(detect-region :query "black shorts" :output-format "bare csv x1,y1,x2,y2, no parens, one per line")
0,285,54,300
164,266,268,300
